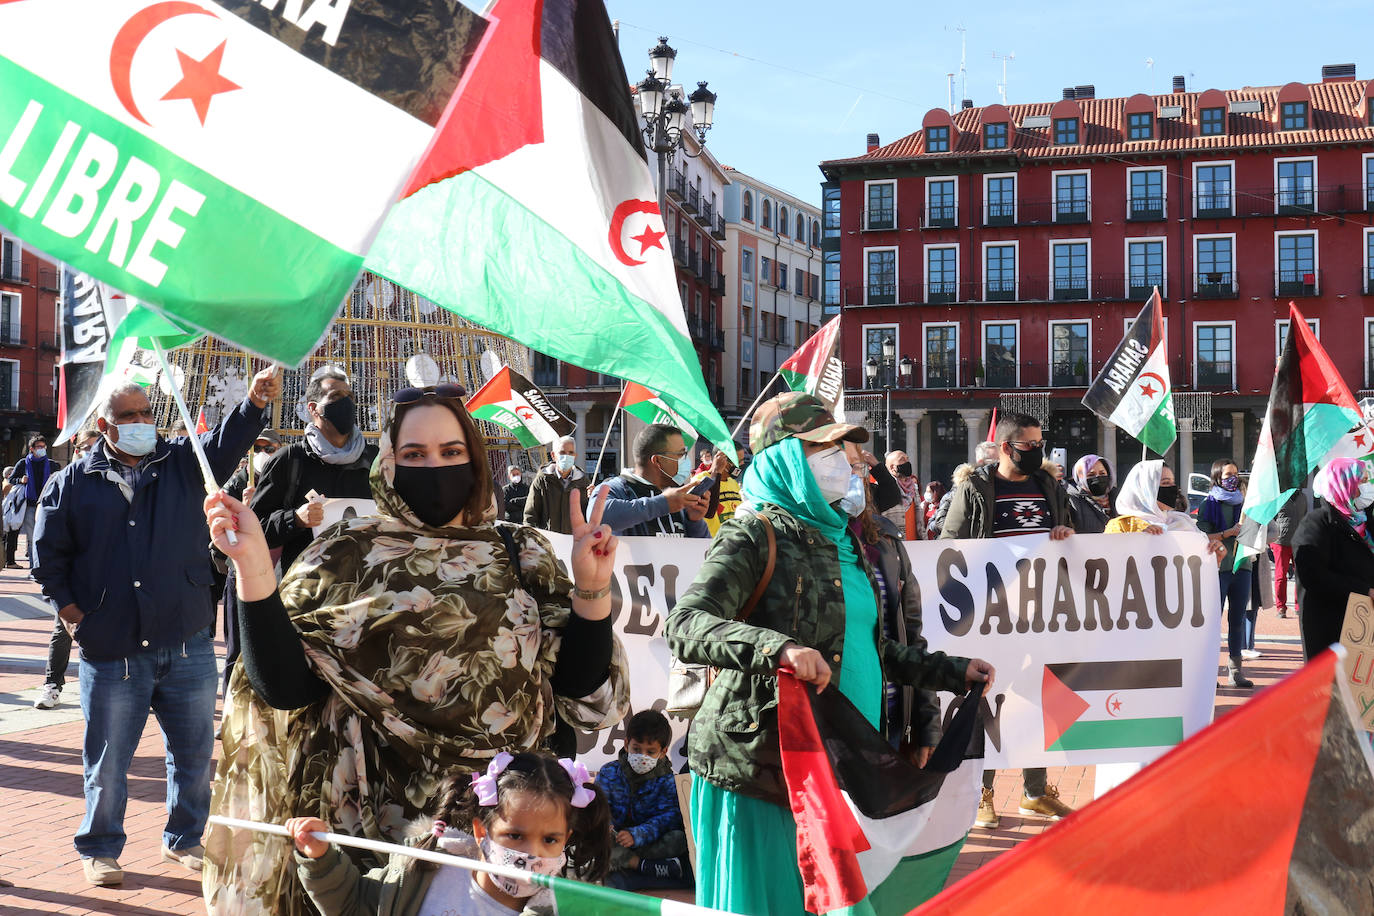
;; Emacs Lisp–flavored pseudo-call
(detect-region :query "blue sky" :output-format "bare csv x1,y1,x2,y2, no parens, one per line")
604,0,1369,203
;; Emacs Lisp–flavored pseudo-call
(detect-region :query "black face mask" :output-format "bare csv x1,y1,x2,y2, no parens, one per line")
1086,476,1112,497
1156,484,1180,508
1010,444,1044,474
392,463,474,528
895,461,913,478
320,396,357,436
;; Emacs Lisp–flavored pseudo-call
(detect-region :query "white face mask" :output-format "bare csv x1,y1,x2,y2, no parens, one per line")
838,474,867,517
807,447,852,504
556,454,577,473
1354,482,1374,511
252,451,272,473
479,837,566,899
626,752,658,775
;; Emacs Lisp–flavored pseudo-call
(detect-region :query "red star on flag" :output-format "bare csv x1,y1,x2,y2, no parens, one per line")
1139,382,1157,398
1110,696,1123,714
1356,430,1368,449
630,225,665,255
161,40,240,125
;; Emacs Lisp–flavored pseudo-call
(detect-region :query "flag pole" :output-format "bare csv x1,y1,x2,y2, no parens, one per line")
151,341,236,544
243,352,257,490
590,383,627,486
728,371,785,444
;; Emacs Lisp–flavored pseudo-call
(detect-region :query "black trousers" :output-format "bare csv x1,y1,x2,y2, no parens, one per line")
43,612,73,688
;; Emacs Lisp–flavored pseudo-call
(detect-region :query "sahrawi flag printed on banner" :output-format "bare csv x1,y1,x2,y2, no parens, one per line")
466,365,574,449
779,316,844,414
1082,287,1177,454
1041,660,1185,752
912,648,1374,915
0,0,488,365
621,381,698,449
363,0,733,456
1235,302,1374,569
778,674,985,915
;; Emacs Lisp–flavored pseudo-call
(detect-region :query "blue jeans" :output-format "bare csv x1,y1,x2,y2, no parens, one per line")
75,627,217,860
1218,571,1252,661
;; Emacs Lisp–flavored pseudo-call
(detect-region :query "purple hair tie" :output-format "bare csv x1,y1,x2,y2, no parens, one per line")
431,820,448,837
470,751,514,806
558,758,596,809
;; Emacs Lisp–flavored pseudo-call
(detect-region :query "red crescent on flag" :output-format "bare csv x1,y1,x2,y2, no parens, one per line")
608,199,662,267
1139,371,1167,397
110,1,216,126
514,406,536,421
1105,692,1123,717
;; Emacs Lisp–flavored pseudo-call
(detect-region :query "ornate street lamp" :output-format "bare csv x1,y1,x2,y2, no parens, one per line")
635,37,717,217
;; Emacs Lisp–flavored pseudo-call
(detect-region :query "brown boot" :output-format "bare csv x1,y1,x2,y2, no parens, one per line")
1225,658,1253,689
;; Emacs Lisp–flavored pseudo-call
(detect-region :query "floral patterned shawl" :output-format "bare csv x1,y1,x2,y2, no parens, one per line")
203,440,630,915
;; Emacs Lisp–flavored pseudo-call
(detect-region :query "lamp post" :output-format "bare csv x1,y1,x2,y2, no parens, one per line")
636,37,717,221
865,341,914,454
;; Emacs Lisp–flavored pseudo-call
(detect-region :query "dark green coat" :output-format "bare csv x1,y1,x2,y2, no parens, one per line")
939,465,1073,540
665,504,971,808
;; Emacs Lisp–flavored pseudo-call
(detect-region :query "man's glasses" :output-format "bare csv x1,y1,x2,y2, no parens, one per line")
392,383,466,404
252,443,278,453
1009,440,1047,451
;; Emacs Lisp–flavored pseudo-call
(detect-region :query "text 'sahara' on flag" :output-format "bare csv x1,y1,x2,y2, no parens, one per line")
913,649,1374,915
779,316,844,413
1081,288,1176,455
778,674,985,915
1236,302,1374,569
621,381,698,449
362,0,732,457
466,365,574,449
0,0,488,366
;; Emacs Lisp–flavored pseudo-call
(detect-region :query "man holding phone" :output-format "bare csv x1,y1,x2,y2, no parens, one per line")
597,423,710,538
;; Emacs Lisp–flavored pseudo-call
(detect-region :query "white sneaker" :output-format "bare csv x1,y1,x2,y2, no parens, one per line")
33,683,61,709
1240,649,1261,661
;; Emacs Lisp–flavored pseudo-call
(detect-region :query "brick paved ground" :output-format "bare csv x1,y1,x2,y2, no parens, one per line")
0,559,1306,914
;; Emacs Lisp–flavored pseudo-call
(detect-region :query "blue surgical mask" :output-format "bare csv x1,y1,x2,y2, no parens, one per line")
556,454,577,473
656,453,689,487
32,448,46,459
113,422,157,457
839,474,867,517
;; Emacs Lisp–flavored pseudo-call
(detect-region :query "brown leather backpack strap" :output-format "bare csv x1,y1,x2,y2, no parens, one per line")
736,513,776,622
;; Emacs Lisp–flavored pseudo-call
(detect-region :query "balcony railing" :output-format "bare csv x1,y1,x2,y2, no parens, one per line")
984,200,1015,226
712,213,727,240
686,249,700,275
922,204,956,229
1364,270,1374,295
696,199,714,226
1195,192,1233,218
0,257,27,285
984,277,1016,302
1196,364,1234,390
984,365,1017,388
1054,197,1090,224
667,169,686,201
711,269,726,295
696,256,712,281
672,238,687,267
710,328,725,352
1050,362,1091,387
841,275,1149,307
37,267,58,292
1194,272,1237,299
687,314,707,343
924,360,958,389
684,184,700,214
1275,269,1320,297
861,207,896,231
1127,195,1165,221
925,279,958,304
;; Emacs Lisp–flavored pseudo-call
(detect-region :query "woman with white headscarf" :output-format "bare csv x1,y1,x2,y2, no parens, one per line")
1292,457,1374,661
1105,460,1200,535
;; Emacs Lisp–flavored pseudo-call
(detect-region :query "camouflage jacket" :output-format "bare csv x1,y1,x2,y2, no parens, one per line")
665,504,971,808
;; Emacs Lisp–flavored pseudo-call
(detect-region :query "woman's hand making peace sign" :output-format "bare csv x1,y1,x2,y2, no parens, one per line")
567,484,616,620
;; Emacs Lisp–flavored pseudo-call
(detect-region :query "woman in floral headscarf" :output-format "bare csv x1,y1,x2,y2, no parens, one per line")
201,385,630,915
1292,457,1374,661
1066,453,1116,534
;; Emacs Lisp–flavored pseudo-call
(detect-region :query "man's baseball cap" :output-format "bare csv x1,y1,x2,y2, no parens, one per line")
749,392,868,454
254,429,282,446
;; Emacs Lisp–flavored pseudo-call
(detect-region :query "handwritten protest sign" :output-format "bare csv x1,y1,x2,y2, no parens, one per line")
1341,593,1374,731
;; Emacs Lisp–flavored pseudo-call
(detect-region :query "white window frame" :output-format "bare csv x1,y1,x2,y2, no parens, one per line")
982,172,1018,224
1192,159,1236,217
1193,233,1237,293
1050,168,1092,221
1275,318,1320,360
861,323,900,389
1124,235,1168,298
1125,166,1167,217
862,246,899,306
1273,155,1318,214
1362,153,1374,211
741,246,754,281
924,176,959,227
1047,318,1092,387
1049,238,1093,299
1273,229,1320,296
862,179,897,231
1122,316,1170,338
0,358,17,410
1365,318,1374,389
981,318,1022,389
921,321,960,389
0,290,20,345
1193,321,1237,389
981,239,1019,300
1365,227,1374,294
0,234,21,278
923,243,959,301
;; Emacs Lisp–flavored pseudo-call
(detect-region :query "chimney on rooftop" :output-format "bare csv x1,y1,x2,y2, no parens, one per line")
1062,87,1075,100
1074,84,1095,99
1172,75,1186,92
1321,63,1356,82
961,99,973,110
866,132,880,153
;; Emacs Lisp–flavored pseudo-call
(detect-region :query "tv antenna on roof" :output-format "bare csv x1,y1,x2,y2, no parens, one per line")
946,24,967,107
992,50,1014,104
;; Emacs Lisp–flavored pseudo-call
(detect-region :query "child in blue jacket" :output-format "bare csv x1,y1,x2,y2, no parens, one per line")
595,710,690,889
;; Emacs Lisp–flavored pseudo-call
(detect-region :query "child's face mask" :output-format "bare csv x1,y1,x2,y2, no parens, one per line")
480,837,566,898
626,753,658,775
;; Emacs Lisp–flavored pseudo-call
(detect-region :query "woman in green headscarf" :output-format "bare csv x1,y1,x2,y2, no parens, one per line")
666,393,996,915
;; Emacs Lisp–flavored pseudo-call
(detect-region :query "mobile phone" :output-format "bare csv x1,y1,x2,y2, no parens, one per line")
689,475,717,496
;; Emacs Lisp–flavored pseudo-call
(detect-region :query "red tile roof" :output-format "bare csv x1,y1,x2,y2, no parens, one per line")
821,80,1374,167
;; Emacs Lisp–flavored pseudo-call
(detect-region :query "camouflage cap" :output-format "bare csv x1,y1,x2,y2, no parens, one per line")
749,391,868,454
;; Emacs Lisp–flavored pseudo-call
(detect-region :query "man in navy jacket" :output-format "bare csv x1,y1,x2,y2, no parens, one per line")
33,366,279,886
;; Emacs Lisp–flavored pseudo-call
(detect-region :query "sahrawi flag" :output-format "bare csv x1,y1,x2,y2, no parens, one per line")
1041,660,1185,752
363,0,733,456
0,0,486,365
778,673,985,915
466,365,574,449
1082,288,1177,454
621,382,698,449
912,648,1374,915
779,316,844,414
1235,302,1374,570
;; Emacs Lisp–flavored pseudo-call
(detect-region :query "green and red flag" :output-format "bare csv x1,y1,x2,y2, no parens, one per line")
621,382,698,449
778,674,985,915
1235,302,1374,569
362,0,731,457
913,648,1374,915
1041,660,1184,753
466,365,574,449
1082,288,1177,455
779,316,844,414
0,1,486,365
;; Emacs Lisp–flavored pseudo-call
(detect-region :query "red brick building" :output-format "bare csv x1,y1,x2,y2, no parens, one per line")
821,66,1374,489
0,233,59,468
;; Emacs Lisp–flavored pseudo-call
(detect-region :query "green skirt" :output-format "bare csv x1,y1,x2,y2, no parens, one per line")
690,775,806,915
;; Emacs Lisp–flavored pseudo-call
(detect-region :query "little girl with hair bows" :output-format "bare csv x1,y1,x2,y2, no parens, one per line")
287,751,613,915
